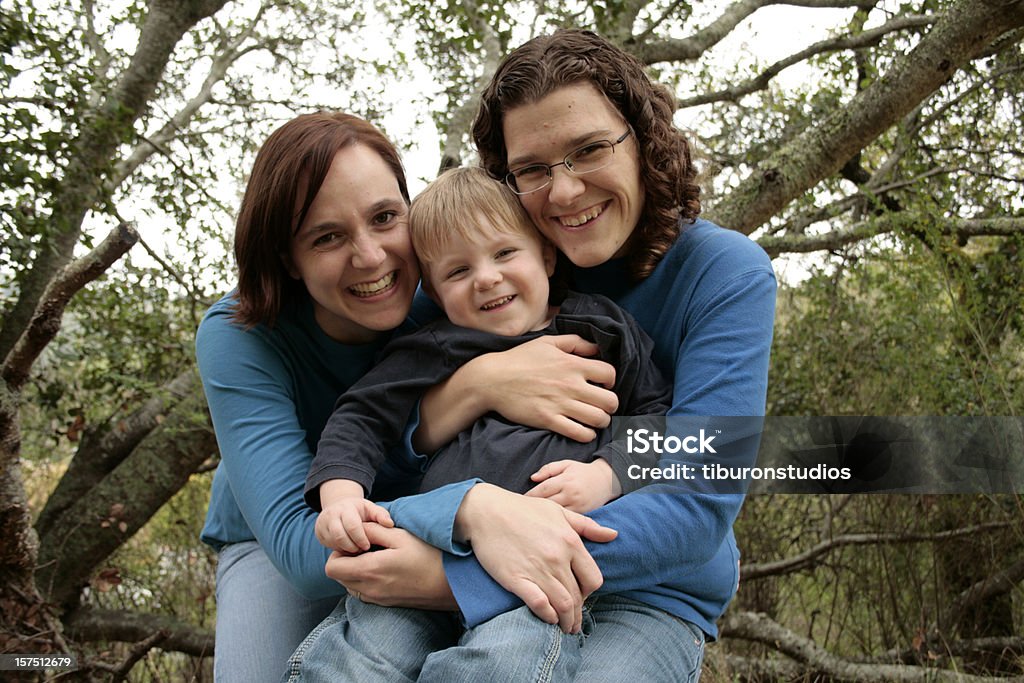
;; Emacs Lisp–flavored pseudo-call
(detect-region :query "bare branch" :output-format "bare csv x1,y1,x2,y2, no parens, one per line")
943,555,1024,635
879,636,1024,666
65,607,213,658
759,216,1024,258
1,223,139,392
720,611,1016,682
87,630,169,682
630,0,867,64
741,522,1016,580
676,15,934,108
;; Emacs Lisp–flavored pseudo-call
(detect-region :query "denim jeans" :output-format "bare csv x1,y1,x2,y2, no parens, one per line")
285,593,703,682
284,597,584,682
215,541,338,683
576,595,705,682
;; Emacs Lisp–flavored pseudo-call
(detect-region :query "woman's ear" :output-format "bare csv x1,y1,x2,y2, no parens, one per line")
280,252,300,280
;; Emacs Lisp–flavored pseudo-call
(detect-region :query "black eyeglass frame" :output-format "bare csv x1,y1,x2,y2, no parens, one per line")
504,129,633,196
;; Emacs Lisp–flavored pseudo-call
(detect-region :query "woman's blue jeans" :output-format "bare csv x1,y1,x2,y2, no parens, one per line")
214,541,338,683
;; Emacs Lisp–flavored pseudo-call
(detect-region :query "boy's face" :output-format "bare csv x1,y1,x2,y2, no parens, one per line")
425,216,556,336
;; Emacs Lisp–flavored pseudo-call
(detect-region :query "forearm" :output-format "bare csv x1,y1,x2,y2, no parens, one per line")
415,354,494,452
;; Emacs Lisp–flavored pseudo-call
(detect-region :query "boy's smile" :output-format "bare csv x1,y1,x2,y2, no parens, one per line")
426,217,557,337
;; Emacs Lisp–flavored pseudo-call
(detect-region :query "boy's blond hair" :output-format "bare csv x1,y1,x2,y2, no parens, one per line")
410,166,539,268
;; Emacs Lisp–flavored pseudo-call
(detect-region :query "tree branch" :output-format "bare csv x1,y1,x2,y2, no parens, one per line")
741,522,1016,580
720,611,1019,682
35,370,199,540
64,606,213,658
633,0,688,44
81,0,113,104
708,0,1024,235
109,34,268,189
941,555,1024,637
774,165,954,235
35,385,216,607
631,0,867,64
437,0,505,172
87,630,169,682
758,216,1024,258
676,15,933,109
1,222,139,392
631,0,772,63
881,636,1024,667
0,0,228,365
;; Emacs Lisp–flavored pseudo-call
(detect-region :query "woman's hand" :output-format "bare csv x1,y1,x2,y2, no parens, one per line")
454,483,618,633
416,335,619,451
325,524,457,611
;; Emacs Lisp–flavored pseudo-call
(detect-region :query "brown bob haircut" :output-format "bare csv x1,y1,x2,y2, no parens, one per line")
472,29,700,281
232,112,409,327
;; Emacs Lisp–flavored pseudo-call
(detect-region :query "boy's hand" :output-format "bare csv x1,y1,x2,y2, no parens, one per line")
525,458,622,513
316,498,394,553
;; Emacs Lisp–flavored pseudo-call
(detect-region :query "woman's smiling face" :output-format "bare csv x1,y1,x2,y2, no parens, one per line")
502,82,644,268
285,143,419,343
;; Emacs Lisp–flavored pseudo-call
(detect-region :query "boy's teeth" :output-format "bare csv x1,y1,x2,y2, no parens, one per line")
559,206,602,227
481,295,514,310
350,271,396,297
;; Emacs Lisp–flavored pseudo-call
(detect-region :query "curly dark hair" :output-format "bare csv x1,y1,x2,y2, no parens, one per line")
472,29,700,280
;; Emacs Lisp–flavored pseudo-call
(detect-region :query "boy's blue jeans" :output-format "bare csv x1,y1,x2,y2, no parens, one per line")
284,594,704,682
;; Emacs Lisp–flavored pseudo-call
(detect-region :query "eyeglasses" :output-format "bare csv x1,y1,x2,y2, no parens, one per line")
504,129,632,195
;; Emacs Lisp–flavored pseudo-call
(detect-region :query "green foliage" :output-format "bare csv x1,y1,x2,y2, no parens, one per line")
21,256,200,465
85,473,217,681
768,233,1023,417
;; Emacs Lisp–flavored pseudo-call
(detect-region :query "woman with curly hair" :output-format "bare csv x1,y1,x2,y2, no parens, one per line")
294,29,776,682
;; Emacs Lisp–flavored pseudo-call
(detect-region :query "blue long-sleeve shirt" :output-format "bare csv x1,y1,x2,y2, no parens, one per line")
437,219,777,637
196,292,468,599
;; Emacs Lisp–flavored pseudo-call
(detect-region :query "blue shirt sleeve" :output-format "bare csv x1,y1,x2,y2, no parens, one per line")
196,311,343,601
379,480,477,555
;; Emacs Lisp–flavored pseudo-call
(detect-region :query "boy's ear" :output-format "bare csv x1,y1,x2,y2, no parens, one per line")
542,239,557,277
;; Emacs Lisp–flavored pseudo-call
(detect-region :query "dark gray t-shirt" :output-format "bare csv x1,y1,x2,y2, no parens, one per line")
305,291,670,509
